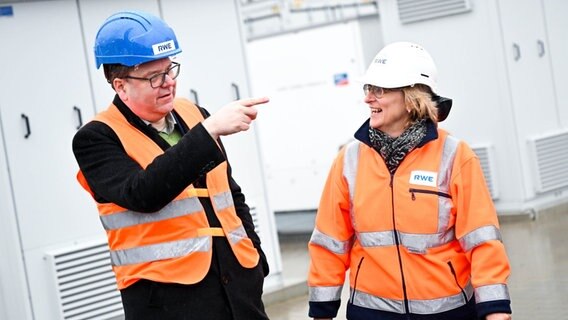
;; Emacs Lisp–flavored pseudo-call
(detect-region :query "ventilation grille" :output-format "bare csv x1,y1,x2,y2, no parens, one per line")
472,144,499,200
528,130,568,193
397,0,472,24
45,240,123,320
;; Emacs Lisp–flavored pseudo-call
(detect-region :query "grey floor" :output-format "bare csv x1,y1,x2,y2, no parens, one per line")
266,209,568,320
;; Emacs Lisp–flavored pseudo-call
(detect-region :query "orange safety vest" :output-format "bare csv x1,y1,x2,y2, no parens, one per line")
308,129,510,314
77,98,259,289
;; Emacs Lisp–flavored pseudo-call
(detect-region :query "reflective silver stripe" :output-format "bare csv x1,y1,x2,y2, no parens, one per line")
309,286,343,302
110,236,211,266
437,135,459,232
213,191,234,211
100,197,203,230
398,228,455,254
343,141,360,205
475,284,510,303
437,197,453,233
357,229,455,253
459,225,502,252
351,281,473,314
343,141,360,230
310,228,352,254
437,135,459,194
227,225,247,245
409,281,473,314
351,288,405,313
357,230,396,247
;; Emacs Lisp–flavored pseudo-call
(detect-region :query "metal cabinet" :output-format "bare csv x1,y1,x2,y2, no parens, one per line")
376,0,568,213
0,1,101,318
0,1,283,319
495,0,567,199
497,0,559,132
541,0,568,127
0,115,32,319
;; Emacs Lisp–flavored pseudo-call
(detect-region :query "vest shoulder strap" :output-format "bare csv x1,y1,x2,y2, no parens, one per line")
172,98,205,128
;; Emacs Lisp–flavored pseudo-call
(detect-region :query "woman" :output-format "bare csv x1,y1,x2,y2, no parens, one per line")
307,42,512,320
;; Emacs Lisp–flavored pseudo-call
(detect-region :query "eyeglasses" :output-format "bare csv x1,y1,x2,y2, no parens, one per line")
363,84,396,98
124,62,181,88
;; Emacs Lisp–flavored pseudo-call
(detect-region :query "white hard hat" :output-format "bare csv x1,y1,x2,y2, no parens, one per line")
361,41,438,93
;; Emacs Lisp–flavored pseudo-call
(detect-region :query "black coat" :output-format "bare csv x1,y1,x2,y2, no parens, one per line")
72,95,269,320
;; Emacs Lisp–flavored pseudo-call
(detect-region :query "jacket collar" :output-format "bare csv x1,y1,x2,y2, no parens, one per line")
113,94,149,129
112,94,176,151
354,118,439,149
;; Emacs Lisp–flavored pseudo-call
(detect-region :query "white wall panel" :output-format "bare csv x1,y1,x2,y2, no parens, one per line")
247,21,374,212
161,0,283,289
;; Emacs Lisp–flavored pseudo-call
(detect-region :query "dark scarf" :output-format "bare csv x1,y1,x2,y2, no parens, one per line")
369,119,427,174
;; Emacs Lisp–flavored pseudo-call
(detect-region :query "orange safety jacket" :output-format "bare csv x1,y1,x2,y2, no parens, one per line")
308,127,510,317
77,99,259,290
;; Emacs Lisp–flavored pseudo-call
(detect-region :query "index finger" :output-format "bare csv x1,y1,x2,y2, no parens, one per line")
240,96,270,107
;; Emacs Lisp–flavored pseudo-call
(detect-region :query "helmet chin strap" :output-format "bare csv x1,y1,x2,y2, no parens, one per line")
432,95,452,122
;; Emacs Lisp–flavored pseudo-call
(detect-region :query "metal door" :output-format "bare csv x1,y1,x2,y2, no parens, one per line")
0,1,100,318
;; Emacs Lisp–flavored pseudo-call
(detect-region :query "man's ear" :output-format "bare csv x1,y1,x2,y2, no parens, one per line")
114,78,128,101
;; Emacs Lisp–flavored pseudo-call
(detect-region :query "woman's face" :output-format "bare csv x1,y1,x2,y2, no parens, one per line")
364,85,410,138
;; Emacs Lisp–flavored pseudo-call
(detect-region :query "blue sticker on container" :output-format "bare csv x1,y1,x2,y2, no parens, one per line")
0,6,14,17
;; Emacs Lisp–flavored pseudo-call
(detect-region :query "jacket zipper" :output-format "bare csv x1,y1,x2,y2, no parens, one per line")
409,188,451,201
349,257,365,304
447,261,467,303
391,174,410,318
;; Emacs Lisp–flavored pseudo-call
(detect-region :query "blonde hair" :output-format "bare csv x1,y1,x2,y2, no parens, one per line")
401,84,438,125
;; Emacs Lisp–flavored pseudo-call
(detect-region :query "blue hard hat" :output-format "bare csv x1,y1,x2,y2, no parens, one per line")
94,11,182,69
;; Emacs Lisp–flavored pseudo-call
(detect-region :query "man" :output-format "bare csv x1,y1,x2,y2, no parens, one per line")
73,11,270,319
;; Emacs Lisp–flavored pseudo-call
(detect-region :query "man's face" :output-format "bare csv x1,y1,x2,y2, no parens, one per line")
114,58,177,122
